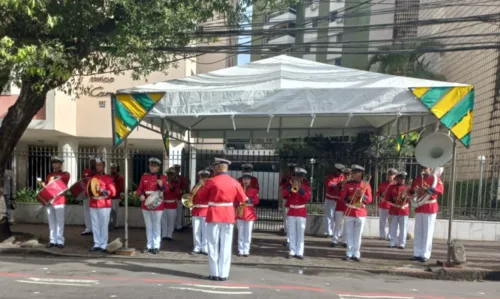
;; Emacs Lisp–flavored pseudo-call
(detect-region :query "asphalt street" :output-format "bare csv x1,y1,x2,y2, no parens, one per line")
0,256,497,299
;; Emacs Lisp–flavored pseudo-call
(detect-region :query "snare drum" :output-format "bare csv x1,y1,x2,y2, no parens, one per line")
36,178,69,206
69,178,90,200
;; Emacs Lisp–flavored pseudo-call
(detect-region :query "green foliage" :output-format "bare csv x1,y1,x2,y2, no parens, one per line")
369,132,420,159
15,188,38,203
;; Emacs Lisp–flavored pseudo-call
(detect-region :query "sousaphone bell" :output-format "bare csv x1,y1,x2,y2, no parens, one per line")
415,132,454,169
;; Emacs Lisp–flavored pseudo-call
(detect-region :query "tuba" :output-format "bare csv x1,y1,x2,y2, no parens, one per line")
415,132,453,169
182,181,203,209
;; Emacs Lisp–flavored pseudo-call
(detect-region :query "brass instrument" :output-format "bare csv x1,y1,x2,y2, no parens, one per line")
87,177,101,197
237,185,248,218
394,179,413,208
181,181,203,209
345,175,371,215
290,179,300,193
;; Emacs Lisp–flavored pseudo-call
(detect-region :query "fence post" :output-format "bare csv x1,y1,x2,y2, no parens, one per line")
310,158,316,201
477,155,486,218
124,139,129,250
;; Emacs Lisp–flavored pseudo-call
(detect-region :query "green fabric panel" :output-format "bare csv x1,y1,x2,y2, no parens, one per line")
440,91,474,128
115,99,139,129
132,93,156,111
419,87,452,109
460,133,471,148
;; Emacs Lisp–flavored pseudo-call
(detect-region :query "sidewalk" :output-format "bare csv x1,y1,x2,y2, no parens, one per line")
2,224,500,280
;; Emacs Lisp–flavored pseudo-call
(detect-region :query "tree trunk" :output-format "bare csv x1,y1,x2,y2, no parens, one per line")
0,78,48,241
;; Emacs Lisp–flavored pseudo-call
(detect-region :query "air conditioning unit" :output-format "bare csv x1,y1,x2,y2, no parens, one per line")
336,18,343,24
311,2,318,10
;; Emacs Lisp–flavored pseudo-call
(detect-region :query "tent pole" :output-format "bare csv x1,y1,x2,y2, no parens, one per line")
124,139,129,250
446,137,458,263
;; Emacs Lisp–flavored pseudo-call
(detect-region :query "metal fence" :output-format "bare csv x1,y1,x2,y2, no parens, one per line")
7,146,500,232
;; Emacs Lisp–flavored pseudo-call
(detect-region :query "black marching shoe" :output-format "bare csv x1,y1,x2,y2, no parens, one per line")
286,254,294,259
165,237,173,241
89,247,102,252
388,245,395,248
243,254,249,258
46,243,56,248
331,243,337,248
351,257,360,262
398,246,405,250
342,243,347,248
207,276,219,281
283,242,289,247
295,255,304,260
237,253,243,257
411,256,421,261
80,231,92,236
191,251,200,255
200,252,208,256
218,277,228,281
420,258,429,263
161,237,169,241
151,248,160,254
56,244,65,249
343,256,351,261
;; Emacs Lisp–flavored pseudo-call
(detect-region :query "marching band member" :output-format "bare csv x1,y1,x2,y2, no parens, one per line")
191,169,211,255
341,165,372,261
333,167,351,248
110,163,125,229
174,164,189,232
376,168,397,240
282,168,311,259
162,167,181,241
196,158,247,281
324,164,345,239
137,158,167,254
43,156,70,249
280,163,297,247
410,166,444,262
81,156,96,236
89,157,116,252
237,163,260,191
236,172,260,257
385,171,410,249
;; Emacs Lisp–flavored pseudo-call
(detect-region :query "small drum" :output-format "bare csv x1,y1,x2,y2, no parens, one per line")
69,178,90,200
145,191,163,210
36,178,69,206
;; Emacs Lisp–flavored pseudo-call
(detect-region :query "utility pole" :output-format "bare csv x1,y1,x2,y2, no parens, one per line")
293,1,306,59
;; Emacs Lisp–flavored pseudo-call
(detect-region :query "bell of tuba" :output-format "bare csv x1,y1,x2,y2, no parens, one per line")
415,132,453,169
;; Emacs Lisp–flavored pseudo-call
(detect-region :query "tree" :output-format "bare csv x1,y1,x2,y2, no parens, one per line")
0,0,289,240
367,40,447,81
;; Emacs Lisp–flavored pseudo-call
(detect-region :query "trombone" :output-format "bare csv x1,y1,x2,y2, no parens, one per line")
345,175,371,215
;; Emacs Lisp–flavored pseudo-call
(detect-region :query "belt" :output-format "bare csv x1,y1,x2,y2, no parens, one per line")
163,200,176,203
326,194,339,200
289,205,305,209
346,204,364,210
146,191,161,194
208,202,233,207
91,196,107,200
194,204,209,208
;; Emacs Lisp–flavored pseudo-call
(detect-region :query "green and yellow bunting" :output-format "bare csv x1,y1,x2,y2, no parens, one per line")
111,93,165,148
410,86,474,148
396,133,405,153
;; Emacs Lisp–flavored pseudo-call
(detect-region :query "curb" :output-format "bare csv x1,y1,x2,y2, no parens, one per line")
1,247,498,281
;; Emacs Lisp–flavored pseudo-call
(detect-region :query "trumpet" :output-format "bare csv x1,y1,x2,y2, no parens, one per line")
290,179,300,193
345,175,371,215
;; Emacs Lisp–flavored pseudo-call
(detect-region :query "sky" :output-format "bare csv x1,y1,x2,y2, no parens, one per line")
237,4,253,65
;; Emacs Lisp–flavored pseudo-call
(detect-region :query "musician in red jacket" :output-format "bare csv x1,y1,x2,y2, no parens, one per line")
173,164,189,231
196,158,247,281
191,169,211,255
282,168,311,259
323,163,345,239
376,168,397,240
137,158,167,254
237,163,260,191
334,167,351,248
110,163,125,229
162,167,181,241
42,156,70,249
385,171,410,249
280,162,296,247
88,157,116,252
236,172,260,257
340,164,372,262
409,166,444,262
81,156,96,235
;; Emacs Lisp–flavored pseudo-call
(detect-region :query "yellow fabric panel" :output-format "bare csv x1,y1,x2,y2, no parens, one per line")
114,116,131,139
451,112,472,140
411,87,429,99
116,94,148,119
430,86,474,119
148,93,164,102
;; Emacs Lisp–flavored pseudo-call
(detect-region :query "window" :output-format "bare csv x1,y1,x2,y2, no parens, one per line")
99,100,106,108
334,58,342,66
330,11,338,22
337,33,343,43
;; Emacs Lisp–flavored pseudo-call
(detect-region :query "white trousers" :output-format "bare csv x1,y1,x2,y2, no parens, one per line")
161,209,176,238
207,222,234,278
90,208,111,249
285,208,289,243
287,216,306,256
192,216,208,253
379,208,390,239
83,198,92,232
390,215,408,248
414,213,437,259
236,220,254,255
332,210,344,244
143,210,163,249
345,216,366,259
46,205,65,245
175,203,183,229
324,200,336,236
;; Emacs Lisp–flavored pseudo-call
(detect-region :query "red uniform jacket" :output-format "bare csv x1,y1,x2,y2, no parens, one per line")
112,173,125,200
410,174,444,214
235,187,259,221
335,178,349,212
283,184,311,218
197,173,247,224
280,175,292,189
376,181,394,209
384,184,410,216
137,173,167,211
192,184,209,217
45,170,70,206
89,173,116,209
82,168,96,178
178,175,189,192
340,180,373,217
163,179,181,209
237,176,260,191
324,174,344,201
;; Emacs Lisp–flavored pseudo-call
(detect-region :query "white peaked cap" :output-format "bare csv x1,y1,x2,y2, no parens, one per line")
351,164,365,171
51,156,64,162
95,156,105,163
213,157,231,165
242,163,253,169
294,167,307,175
334,163,345,170
148,157,161,164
